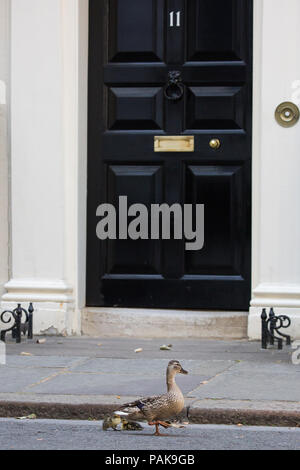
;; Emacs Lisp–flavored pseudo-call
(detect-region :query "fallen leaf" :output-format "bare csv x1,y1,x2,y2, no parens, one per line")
17,414,37,420
134,348,143,353
160,345,172,351
97,343,102,347
237,423,243,427
116,396,121,399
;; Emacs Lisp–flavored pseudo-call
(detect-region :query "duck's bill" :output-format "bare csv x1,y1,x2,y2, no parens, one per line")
180,368,188,375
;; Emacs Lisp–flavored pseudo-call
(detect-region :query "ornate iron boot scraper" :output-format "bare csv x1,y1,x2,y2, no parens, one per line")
0,303,34,343
261,308,291,350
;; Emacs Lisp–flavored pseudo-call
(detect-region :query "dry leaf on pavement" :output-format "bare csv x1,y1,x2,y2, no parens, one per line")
17,414,37,420
160,345,172,351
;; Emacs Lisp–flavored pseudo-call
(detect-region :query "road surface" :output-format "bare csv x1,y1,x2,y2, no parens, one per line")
0,418,299,450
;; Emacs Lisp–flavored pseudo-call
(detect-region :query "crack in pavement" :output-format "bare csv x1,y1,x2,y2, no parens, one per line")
21,357,92,392
187,360,239,398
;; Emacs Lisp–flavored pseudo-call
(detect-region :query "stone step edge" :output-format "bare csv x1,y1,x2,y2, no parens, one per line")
0,402,299,428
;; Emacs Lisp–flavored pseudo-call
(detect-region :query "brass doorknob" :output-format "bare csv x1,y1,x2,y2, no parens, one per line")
209,139,221,150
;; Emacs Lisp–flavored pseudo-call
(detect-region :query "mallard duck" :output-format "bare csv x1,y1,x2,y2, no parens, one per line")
115,360,188,436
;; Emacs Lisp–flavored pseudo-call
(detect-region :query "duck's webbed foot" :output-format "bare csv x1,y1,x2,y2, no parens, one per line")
148,421,172,436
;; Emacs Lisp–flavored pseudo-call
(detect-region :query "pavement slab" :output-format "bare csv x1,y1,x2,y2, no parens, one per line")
27,371,202,396
70,358,234,375
5,356,87,369
4,337,293,362
188,362,300,401
0,367,65,393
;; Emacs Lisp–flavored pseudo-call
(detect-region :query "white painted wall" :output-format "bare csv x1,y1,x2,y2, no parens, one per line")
249,0,300,338
1,0,88,335
0,0,10,298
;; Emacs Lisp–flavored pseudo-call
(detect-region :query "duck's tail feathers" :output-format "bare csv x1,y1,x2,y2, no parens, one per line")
114,411,129,417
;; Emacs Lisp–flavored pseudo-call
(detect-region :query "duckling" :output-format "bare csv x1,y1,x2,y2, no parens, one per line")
115,360,188,436
121,419,143,431
102,414,121,431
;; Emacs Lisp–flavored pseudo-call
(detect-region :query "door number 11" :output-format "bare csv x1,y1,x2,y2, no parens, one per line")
169,11,181,27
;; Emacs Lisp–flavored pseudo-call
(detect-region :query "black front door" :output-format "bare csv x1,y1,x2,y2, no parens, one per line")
87,0,253,310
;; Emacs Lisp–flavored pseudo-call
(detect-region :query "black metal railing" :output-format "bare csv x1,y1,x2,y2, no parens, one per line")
261,308,291,350
0,304,34,343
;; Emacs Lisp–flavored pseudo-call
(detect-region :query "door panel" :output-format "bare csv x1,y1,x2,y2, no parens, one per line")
185,164,246,276
106,165,163,275
108,87,165,130
186,0,248,61
108,0,166,62
185,86,245,130
87,0,253,310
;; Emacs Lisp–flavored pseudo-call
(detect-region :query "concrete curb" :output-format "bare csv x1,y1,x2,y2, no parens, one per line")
0,402,299,428
189,408,300,427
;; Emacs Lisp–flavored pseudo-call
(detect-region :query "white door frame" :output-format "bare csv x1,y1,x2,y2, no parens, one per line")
249,0,300,339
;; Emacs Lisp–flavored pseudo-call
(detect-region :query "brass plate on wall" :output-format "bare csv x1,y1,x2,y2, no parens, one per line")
275,102,300,128
154,136,194,152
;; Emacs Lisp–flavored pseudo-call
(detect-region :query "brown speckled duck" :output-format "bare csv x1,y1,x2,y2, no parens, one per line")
115,360,188,436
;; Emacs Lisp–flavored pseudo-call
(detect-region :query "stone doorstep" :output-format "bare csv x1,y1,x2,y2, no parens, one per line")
81,309,248,339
